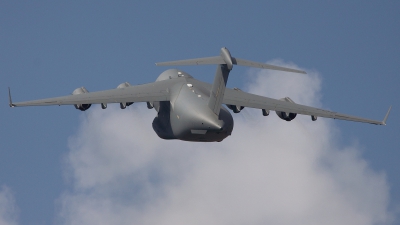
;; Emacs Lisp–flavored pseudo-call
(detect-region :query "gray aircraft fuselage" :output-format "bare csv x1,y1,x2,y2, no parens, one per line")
152,69,234,142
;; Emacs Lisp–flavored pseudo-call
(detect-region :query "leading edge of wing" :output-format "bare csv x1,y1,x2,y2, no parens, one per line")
223,88,390,125
10,79,176,107
156,56,225,66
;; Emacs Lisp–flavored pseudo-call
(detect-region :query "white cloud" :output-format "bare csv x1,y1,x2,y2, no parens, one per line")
57,62,394,225
0,186,18,225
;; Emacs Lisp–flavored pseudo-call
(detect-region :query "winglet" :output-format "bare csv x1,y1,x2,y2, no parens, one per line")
381,106,391,125
8,87,15,107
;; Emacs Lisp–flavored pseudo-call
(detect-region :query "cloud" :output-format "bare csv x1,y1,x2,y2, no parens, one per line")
57,62,394,225
0,186,19,225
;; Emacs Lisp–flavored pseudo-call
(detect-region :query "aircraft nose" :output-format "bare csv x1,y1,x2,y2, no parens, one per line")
202,117,225,130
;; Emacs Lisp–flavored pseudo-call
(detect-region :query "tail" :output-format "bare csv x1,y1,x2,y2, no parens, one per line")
156,47,306,74
156,47,306,115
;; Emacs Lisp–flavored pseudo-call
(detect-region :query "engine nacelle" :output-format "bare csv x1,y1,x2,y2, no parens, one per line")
227,104,244,113
276,97,297,121
226,87,245,113
117,82,133,108
276,111,297,121
72,87,91,111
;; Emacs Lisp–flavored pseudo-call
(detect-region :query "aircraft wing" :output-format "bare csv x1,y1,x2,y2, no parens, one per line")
9,79,174,107
223,88,391,125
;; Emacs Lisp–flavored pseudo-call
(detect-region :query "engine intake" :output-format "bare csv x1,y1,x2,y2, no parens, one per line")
276,111,297,121
276,97,297,121
227,104,244,113
72,87,91,111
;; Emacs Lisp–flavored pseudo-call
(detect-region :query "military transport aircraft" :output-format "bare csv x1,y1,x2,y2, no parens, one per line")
8,47,391,142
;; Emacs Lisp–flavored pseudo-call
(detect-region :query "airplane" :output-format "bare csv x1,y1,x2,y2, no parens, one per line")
8,47,391,142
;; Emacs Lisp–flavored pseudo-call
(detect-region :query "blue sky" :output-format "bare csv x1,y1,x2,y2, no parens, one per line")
1,1,399,225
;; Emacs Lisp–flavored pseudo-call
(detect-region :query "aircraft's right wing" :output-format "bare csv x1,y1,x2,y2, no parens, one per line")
223,88,391,125
9,79,176,107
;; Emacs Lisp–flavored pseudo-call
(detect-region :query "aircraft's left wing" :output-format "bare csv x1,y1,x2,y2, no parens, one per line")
223,88,391,125
9,79,175,107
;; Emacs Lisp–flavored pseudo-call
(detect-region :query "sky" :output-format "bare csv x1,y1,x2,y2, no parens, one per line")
1,1,399,225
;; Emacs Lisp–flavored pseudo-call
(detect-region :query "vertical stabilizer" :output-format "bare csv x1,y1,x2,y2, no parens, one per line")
208,48,232,115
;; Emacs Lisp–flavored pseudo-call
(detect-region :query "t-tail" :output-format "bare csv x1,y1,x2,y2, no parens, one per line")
156,47,306,115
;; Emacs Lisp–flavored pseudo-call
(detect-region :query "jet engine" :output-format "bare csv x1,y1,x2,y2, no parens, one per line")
276,97,297,121
276,111,297,121
117,82,133,109
227,104,244,113
72,87,91,111
226,87,245,113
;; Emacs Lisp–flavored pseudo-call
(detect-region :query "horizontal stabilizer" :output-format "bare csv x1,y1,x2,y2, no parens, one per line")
156,56,225,66
234,58,306,74
156,47,306,74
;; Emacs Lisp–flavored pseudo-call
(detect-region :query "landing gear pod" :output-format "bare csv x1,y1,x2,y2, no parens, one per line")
72,87,91,111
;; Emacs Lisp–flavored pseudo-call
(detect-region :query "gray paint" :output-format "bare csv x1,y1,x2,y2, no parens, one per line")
8,48,391,142
208,64,230,115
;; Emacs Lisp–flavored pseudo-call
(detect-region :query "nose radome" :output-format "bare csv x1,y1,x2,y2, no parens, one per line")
189,104,226,131
203,117,225,130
